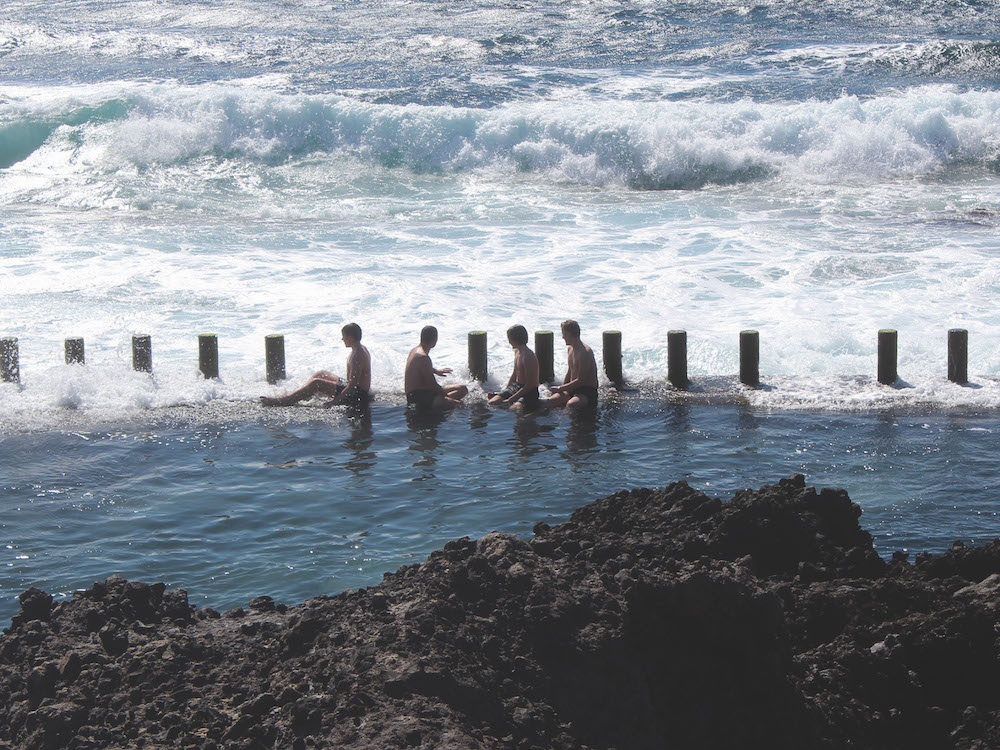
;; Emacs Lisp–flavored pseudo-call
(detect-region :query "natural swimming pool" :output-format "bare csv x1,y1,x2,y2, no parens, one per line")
3,398,999,625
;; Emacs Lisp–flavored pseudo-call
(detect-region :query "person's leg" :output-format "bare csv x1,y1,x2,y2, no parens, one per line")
433,393,460,410
546,391,571,408
567,386,597,409
512,388,539,412
488,383,515,406
261,372,339,406
443,384,468,401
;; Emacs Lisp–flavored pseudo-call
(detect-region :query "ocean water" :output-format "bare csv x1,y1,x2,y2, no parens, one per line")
2,0,1000,621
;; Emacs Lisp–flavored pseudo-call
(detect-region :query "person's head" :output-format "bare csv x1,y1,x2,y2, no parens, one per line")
561,319,581,343
507,325,528,348
342,322,362,346
420,325,438,349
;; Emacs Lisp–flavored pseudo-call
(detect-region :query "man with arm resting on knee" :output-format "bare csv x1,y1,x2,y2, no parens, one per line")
545,319,599,409
488,324,540,411
404,326,469,411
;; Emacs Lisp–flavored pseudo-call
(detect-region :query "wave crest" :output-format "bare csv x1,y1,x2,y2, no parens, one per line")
3,84,1000,191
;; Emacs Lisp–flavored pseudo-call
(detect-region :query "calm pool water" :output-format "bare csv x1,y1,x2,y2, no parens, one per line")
2,399,998,624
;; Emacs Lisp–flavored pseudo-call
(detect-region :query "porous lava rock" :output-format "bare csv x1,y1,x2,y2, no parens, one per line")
2,476,1000,749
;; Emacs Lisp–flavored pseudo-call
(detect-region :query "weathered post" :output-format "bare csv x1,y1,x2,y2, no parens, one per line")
265,334,286,385
132,334,152,373
667,330,688,389
535,330,554,383
65,337,85,365
948,328,968,384
468,331,487,382
877,329,898,385
739,330,760,387
199,334,219,380
1,337,19,383
602,330,623,388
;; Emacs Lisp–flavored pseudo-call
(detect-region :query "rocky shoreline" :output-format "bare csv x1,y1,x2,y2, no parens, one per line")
3,476,1000,749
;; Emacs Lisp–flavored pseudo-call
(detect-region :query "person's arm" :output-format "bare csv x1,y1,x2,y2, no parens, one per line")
504,352,518,389
554,348,584,392
504,385,529,403
555,377,581,392
503,350,534,403
550,349,573,392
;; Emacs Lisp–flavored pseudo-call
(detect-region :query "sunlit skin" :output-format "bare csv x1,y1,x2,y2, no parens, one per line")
404,329,468,410
488,330,540,410
545,323,598,408
260,328,370,407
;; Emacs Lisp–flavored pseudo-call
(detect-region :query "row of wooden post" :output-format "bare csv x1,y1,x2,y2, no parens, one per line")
0,328,973,388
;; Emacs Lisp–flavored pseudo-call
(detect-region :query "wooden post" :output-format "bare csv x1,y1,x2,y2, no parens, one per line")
739,330,760,387
948,328,968,384
132,334,152,373
667,330,688,389
65,337,85,365
199,334,219,380
265,334,286,385
1,337,19,383
602,330,623,388
535,330,554,383
468,331,487,382
877,329,897,385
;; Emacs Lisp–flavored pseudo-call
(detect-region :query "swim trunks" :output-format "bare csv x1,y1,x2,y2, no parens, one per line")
495,382,540,410
519,386,540,411
497,382,523,400
572,385,599,407
406,389,437,410
336,382,371,407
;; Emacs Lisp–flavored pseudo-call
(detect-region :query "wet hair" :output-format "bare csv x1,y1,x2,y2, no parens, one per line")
420,325,438,346
507,325,528,346
342,322,362,341
561,320,581,338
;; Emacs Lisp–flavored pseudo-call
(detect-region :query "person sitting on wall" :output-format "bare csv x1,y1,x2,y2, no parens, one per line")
488,325,540,411
545,319,599,409
404,325,469,411
260,322,371,407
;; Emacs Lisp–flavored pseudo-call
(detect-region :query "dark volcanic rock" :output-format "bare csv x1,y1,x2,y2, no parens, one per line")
2,476,1000,749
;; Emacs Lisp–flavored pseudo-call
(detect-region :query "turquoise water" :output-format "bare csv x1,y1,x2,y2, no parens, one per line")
3,400,998,624
4,0,1000,626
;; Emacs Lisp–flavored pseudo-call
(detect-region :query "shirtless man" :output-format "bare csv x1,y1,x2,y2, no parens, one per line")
260,322,371,407
404,325,469,411
488,325,540,411
545,319,599,408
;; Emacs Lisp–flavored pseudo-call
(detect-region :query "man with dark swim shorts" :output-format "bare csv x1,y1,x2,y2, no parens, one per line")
545,319,599,409
488,325,540,411
404,326,468,410
260,322,372,407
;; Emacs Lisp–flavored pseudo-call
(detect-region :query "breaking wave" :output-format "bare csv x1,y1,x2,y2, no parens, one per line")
2,83,1000,193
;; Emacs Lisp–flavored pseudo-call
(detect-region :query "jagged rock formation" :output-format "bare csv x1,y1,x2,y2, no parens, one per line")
3,476,1000,749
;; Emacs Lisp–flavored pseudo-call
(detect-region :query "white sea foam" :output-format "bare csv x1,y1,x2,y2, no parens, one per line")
3,1,1000,430
3,83,1000,198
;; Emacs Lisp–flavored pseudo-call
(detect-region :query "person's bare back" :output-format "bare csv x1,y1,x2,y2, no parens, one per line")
404,345,438,394
345,344,371,393
405,326,468,410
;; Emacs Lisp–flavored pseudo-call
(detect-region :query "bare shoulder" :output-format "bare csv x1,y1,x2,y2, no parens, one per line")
406,346,429,366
